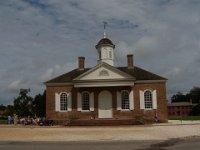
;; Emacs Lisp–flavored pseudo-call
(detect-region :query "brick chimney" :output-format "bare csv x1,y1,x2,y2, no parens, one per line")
78,57,85,70
127,54,134,68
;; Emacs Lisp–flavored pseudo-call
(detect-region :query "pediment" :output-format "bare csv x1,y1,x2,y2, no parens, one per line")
74,63,135,81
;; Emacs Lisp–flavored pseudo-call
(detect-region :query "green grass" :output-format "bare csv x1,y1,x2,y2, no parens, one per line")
0,119,7,124
169,116,200,120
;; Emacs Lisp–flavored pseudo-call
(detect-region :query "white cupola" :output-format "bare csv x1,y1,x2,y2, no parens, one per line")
95,23,115,66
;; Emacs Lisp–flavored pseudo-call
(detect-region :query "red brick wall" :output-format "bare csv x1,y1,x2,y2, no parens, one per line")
46,82,168,122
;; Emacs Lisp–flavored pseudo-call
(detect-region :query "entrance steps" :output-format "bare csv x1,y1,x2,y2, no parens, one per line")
65,119,144,126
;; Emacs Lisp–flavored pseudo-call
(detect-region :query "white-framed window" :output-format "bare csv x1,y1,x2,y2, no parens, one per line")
117,90,134,110
55,92,72,112
121,91,129,110
77,92,94,112
60,93,68,111
140,89,157,110
82,92,90,110
144,90,153,109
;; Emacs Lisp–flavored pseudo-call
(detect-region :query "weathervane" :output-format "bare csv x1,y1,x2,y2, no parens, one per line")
103,21,107,38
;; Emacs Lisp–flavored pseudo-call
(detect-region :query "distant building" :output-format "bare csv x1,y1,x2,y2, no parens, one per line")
168,102,195,116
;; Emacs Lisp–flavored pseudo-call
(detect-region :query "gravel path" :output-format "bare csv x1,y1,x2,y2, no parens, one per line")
0,121,200,142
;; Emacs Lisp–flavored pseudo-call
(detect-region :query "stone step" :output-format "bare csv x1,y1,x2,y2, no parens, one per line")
66,119,144,126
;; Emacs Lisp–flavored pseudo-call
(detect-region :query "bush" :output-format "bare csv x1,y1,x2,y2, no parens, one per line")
0,119,7,124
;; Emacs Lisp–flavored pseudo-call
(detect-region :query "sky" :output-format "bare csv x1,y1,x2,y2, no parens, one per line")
0,0,200,105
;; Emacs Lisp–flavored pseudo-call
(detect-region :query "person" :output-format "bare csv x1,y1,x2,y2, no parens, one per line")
154,116,158,123
13,114,18,125
7,115,11,124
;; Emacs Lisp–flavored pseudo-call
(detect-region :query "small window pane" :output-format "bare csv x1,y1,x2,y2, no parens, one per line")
121,91,129,109
82,92,90,110
60,93,67,111
144,91,152,109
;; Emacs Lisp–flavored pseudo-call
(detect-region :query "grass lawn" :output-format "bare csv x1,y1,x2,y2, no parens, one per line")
169,116,200,120
0,119,7,124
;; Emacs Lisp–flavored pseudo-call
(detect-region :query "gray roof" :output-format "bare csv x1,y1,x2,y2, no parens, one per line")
45,66,167,84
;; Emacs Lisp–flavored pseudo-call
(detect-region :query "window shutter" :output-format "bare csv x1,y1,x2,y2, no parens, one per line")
117,91,121,110
67,92,72,111
90,92,94,111
77,92,82,111
152,90,157,109
139,90,144,109
55,93,60,112
129,90,134,110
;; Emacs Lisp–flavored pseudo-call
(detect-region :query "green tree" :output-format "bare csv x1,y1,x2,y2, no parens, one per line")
13,89,33,117
190,87,200,103
171,92,188,103
0,104,6,111
4,105,14,116
32,91,46,117
190,104,200,116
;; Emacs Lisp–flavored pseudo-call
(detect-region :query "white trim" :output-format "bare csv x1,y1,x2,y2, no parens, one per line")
55,93,60,112
139,90,144,109
90,92,94,111
67,93,72,111
152,90,157,109
45,83,73,86
55,92,71,112
117,91,121,110
77,92,82,111
74,81,134,87
74,62,135,81
135,80,166,83
129,90,134,110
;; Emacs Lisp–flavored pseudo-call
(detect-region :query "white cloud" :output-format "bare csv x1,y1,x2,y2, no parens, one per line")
7,80,22,92
1,0,200,104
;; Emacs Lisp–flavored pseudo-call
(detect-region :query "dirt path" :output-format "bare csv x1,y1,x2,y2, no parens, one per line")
0,123,200,142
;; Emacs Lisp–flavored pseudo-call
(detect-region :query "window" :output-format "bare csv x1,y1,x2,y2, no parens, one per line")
144,90,152,109
121,91,129,109
60,93,67,111
109,51,112,58
82,92,90,110
99,69,109,76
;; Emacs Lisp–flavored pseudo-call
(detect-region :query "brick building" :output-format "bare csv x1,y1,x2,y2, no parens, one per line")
168,102,194,116
45,32,168,125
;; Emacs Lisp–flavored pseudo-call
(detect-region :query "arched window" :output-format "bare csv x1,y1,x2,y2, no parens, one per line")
121,91,129,109
82,92,90,110
60,93,68,111
144,90,152,109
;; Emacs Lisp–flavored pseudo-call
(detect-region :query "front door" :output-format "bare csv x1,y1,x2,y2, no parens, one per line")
98,91,112,118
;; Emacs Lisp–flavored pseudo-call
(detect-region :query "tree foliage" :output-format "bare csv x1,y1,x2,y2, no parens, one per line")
190,104,200,116
32,91,46,117
4,105,14,116
13,89,33,117
171,86,200,103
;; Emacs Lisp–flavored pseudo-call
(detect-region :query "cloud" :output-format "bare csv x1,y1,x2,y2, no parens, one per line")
1,0,200,104
7,80,22,92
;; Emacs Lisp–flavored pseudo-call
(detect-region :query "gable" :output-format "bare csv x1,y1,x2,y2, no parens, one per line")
74,63,135,81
